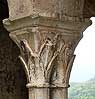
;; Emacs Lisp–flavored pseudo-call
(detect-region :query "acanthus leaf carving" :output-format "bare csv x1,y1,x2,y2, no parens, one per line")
9,33,65,87
10,30,78,88
65,55,76,86
51,37,77,87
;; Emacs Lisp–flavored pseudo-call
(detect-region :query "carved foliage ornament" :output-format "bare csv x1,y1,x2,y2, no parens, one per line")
10,32,76,87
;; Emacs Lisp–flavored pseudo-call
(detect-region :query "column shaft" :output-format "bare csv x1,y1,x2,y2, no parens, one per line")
29,88,49,99
51,88,68,99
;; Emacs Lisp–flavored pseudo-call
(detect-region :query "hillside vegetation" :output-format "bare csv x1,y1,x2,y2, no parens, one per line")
69,77,95,99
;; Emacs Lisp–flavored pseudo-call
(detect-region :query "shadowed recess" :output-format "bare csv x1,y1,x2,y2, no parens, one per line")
0,0,9,20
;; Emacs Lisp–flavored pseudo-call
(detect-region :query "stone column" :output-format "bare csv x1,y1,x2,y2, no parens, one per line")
4,16,91,99
4,0,92,99
27,87,50,99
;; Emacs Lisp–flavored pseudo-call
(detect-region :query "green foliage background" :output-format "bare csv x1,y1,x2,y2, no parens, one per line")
69,77,95,99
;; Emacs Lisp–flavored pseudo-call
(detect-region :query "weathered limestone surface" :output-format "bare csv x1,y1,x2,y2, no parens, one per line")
4,16,91,99
7,0,84,20
6,0,95,20
51,88,68,99
3,0,93,99
28,88,50,99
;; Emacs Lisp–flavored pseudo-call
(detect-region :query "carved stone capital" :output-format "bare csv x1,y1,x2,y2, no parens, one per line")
4,16,91,99
9,29,63,87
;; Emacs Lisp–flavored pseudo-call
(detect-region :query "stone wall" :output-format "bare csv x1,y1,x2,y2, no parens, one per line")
0,29,28,99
